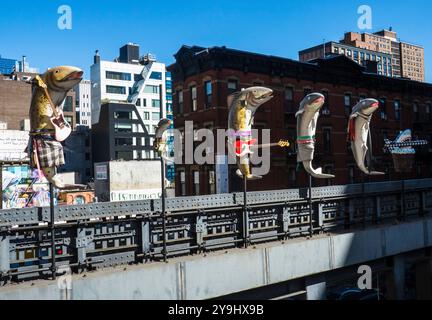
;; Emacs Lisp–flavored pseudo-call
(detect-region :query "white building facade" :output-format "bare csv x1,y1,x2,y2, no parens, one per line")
74,80,92,127
91,54,167,137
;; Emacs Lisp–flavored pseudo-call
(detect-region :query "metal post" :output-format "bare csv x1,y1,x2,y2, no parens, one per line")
361,173,366,228
243,175,249,248
161,158,167,262
401,174,406,221
49,183,56,280
308,174,313,237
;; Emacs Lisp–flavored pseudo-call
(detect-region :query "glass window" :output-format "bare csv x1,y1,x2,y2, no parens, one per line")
205,80,212,107
353,51,359,60
321,90,330,113
106,71,131,81
152,112,160,121
143,85,160,94
113,111,132,119
284,87,294,113
149,71,162,80
106,85,126,95
177,90,184,114
136,98,141,107
114,123,132,133
134,74,142,82
426,103,431,120
394,100,401,121
190,86,197,111
344,94,351,116
285,87,293,101
227,80,238,93
379,98,387,120
152,99,161,108
323,128,332,153
115,138,133,146
63,96,73,112
143,112,150,120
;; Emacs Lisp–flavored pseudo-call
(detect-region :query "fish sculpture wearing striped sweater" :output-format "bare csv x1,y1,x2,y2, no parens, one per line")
347,98,384,175
296,93,335,179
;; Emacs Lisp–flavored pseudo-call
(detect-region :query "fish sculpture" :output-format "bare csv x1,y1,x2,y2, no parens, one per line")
347,98,384,175
227,86,273,180
28,66,85,189
296,93,335,179
153,118,172,161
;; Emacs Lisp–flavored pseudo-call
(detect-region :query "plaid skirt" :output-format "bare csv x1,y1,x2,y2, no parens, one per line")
29,137,65,168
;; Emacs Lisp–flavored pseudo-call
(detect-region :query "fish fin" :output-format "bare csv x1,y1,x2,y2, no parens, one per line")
295,109,304,118
227,92,242,108
349,112,359,119
303,162,335,179
367,171,386,176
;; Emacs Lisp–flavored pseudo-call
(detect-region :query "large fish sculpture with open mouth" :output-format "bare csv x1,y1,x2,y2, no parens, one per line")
347,98,384,175
28,66,85,189
227,86,273,180
296,93,335,179
153,118,173,162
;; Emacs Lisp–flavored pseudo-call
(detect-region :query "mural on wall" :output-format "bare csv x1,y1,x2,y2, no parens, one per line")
1,165,50,209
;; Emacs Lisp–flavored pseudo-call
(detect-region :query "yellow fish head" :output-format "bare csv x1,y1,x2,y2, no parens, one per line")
44,66,83,91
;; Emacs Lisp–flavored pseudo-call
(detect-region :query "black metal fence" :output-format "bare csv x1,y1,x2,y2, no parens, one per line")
0,179,431,286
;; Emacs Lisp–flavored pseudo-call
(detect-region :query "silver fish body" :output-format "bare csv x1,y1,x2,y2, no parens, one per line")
153,118,172,161
348,98,384,175
296,93,335,179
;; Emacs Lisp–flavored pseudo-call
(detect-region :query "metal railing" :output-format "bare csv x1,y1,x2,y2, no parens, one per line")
0,178,431,286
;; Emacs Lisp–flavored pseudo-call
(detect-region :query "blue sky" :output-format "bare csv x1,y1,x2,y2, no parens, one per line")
0,0,431,82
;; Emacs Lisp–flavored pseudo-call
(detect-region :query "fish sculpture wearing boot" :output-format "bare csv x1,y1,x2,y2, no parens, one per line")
28,66,86,189
296,93,335,179
347,98,384,175
227,87,273,180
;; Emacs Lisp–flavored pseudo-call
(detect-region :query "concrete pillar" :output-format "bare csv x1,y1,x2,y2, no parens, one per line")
415,259,432,300
305,275,326,300
387,255,405,300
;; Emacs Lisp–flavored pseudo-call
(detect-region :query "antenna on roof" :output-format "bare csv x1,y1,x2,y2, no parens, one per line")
389,26,393,31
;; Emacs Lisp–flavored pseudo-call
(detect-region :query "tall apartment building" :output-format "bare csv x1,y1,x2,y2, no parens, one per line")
300,29,425,82
90,43,172,162
74,80,92,127
168,45,432,197
299,41,393,77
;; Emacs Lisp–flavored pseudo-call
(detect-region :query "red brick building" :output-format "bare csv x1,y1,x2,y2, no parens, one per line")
168,45,432,196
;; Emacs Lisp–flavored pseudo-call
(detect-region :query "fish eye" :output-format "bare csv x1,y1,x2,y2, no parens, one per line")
55,70,59,74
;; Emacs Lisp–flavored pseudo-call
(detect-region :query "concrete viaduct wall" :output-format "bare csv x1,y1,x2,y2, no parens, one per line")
1,217,431,300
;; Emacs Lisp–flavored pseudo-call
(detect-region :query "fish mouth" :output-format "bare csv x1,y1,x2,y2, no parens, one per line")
258,91,273,100
64,71,83,81
313,96,325,104
370,102,379,108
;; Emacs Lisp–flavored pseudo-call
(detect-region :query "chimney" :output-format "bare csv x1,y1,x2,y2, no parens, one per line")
119,43,140,64
94,50,101,64
22,55,26,73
